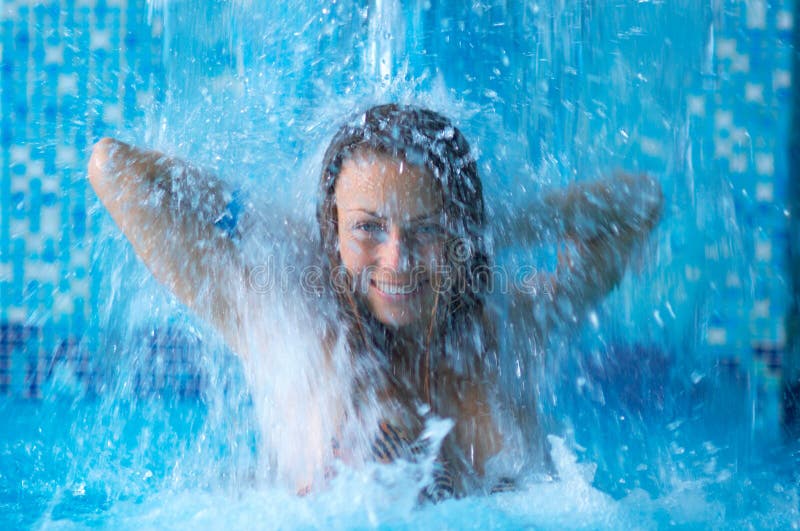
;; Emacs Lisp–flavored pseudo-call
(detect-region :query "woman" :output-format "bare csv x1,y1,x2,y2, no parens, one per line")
88,104,662,500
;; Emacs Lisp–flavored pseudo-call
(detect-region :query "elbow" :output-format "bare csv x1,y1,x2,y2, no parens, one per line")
88,137,136,201
88,137,116,193
632,173,664,233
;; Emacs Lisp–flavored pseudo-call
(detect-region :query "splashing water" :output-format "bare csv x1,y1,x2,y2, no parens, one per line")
3,0,800,528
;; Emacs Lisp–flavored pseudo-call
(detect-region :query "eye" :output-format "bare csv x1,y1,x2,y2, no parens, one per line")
354,221,386,236
413,223,443,238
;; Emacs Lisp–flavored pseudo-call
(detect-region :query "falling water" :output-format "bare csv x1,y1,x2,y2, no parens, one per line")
93,0,796,524
2,0,798,528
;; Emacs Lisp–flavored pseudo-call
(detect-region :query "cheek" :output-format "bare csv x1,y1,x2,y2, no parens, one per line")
338,234,370,272
419,241,445,267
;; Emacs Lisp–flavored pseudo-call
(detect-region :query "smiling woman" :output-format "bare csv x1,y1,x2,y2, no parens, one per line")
88,103,662,501
314,105,512,498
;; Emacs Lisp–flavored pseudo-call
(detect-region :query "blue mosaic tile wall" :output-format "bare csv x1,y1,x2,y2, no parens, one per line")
0,0,163,396
684,1,794,435
699,2,794,416
0,0,795,405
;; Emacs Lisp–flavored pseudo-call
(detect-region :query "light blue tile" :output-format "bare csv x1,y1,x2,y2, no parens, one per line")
28,178,40,233
11,238,24,305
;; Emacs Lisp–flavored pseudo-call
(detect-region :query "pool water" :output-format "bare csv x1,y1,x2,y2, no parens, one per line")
2,392,799,529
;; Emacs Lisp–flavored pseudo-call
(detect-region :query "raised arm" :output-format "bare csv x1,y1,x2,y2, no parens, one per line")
88,138,248,353
508,173,663,336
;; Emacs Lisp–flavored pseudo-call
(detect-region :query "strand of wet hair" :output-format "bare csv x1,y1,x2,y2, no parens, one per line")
424,290,440,406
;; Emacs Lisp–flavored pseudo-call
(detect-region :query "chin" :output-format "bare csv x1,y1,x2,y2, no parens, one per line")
365,292,434,330
374,311,417,329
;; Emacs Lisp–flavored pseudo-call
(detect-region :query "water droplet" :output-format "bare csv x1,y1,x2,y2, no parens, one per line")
653,310,664,327
588,311,599,329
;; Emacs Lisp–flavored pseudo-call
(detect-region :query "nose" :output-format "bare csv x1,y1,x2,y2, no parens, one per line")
379,226,410,272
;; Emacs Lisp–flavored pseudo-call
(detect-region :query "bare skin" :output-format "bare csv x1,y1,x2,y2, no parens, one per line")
88,137,663,487
507,172,664,338
88,138,247,353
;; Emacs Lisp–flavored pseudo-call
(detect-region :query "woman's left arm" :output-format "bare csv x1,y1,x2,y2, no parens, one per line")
509,173,663,336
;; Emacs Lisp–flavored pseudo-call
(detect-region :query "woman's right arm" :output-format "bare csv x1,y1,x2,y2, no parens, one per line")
504,173,663,338
89,138,248,354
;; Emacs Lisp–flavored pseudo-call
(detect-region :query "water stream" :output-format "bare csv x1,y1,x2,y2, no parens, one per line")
2,0,798,528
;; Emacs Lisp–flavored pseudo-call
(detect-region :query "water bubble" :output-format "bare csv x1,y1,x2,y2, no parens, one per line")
72,482,86,497
588,311,600,330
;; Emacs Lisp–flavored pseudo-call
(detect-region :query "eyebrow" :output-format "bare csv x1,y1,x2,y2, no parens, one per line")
349,208,441,223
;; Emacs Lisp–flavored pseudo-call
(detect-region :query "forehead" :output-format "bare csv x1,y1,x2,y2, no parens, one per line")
335,150,442,219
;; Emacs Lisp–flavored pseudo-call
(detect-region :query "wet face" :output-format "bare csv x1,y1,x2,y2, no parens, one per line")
335,149,445,329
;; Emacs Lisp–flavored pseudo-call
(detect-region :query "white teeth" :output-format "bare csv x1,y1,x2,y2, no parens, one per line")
375,281,417,295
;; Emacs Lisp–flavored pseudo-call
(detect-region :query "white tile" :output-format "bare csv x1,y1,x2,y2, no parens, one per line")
26,261,59,284
716,39,737,59
756,240,772,261
10,145,30,164
731,54,750,73
10,218,29,239
7,307,26,321
41,174,59,194
685,265,701,281
25,232,42,254
0,262,11,281
70,247,90,268
56,146,78,166
71,278,89,299
640,137,663,157
746,0,767,29
774,69,792,90
729,154,747,173
1,2,18,18
707,327,727,346
754,299,771,318
58,73,79,97
756,152,774,176
136,90,154,108
53,294,73,317
45,44,64,65
27,159,44,178
777,10,793,31
687,95,705,116
755,182,774,202
730,127,748,144
714,138,732,158
745,82,764,103
11,175,30,194
103,104,122,124
714,110,733,129
90,29,112,50
40,205,62,236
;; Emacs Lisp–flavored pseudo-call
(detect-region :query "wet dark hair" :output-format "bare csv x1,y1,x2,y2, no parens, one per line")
317,104,492,398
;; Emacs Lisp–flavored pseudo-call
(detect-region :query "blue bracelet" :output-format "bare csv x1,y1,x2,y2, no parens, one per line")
214,190,243,240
